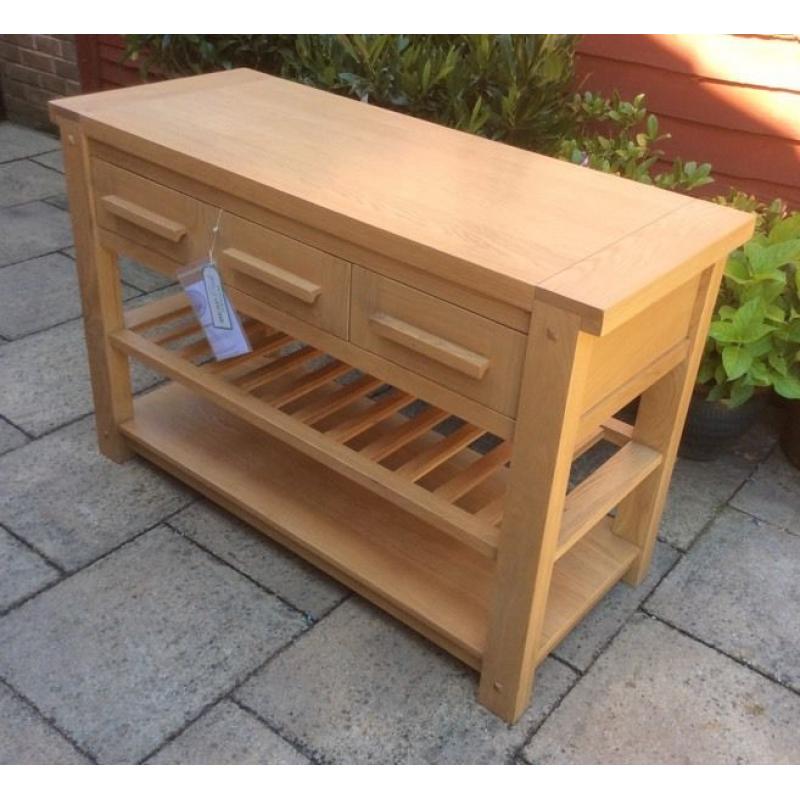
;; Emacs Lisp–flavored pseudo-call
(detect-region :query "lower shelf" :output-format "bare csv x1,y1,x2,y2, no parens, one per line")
122,382,638,670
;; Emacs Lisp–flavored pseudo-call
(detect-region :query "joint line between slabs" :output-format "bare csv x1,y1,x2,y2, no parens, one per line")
0,675,97,764
137,594,349,765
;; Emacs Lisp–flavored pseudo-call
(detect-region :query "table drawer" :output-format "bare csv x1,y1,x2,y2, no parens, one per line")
91,159,219,264
350,267,526,417
218,213,350,338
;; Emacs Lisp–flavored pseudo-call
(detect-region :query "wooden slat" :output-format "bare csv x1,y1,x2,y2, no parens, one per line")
396,424,484,482
324,391,414,444
173,319,262,363
474,493,506,527
124,291,190,332
434,441,512,503
292,375,384,425
270,360,351,408
359,406,450,462
173,336,211,362
236,346,321,392
110,328,499,557
602,417,634,447
152,318,201,345
204,332,293,375
556,442,663,560
572,417,635,459
227,284,516,440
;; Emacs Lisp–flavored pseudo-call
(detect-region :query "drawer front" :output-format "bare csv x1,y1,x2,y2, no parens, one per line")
91,159,219,264
350,267,526,417
219,213,350,338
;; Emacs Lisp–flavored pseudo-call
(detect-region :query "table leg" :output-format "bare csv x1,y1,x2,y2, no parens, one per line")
613,262,725,585
61,120,133,462
478,302,594,723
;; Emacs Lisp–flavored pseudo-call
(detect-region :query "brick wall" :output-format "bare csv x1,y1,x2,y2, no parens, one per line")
0,34,82,130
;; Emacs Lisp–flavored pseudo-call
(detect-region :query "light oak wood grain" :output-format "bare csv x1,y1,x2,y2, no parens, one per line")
52,69,753,329
351,267,526,417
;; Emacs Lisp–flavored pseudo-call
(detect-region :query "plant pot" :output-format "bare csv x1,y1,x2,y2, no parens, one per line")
678,389,768,461
780,399,800,470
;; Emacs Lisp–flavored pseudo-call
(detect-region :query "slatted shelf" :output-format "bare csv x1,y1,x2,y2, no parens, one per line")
121,382,645,670
115,293,650,568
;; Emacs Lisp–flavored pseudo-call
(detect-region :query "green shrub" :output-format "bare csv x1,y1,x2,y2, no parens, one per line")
124,34,288,75
558,91,713,193
698,207,800,406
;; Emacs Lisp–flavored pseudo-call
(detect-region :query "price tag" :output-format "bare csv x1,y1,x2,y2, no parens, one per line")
182,262,251,361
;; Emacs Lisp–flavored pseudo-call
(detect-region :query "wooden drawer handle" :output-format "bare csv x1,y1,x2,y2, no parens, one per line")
222,247,322,305
369,312,490,380
100,195,187,242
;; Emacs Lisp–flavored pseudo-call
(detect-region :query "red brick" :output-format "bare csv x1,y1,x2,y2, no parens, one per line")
60,39,77,62
0,42,22,63
38,72,67,94
1,34,35,49
2,78,29,100
35,36,63,58
20,48,55,73
53,58,79,81
4,95,54,129
4,62,40,86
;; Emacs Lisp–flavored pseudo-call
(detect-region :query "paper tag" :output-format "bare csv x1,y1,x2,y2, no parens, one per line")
202,264,233,330
183,262,250,361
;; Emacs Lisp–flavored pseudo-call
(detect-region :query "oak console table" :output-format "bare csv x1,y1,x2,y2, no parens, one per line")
51,69,753,723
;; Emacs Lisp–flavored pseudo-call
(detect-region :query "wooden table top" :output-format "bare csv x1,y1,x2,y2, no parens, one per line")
51,68,753,331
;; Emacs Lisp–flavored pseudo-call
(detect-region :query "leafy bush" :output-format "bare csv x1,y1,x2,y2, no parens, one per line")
124,34,288,75
558,91,713,193
698,209,800,406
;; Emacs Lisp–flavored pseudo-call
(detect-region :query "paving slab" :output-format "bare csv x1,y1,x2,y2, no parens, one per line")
646,508,800,691
43,194,69,212
236,598,577,764
0,252,138,340
523,615,800,764
659,452,754,550
170,501,347,619
31,149,65,173
730,450,800,536
0,201,73,267
0,122,59,163
0,527,306,764
0,683,89,764
555,540,680,672
119,255,176,293
0,317,159,437
0,160,65,207
0,419,28,456
146,700,309,764
0,415,191,570
0,525,59,612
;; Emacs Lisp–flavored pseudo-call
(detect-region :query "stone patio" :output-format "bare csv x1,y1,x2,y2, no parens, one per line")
0,120,798,764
